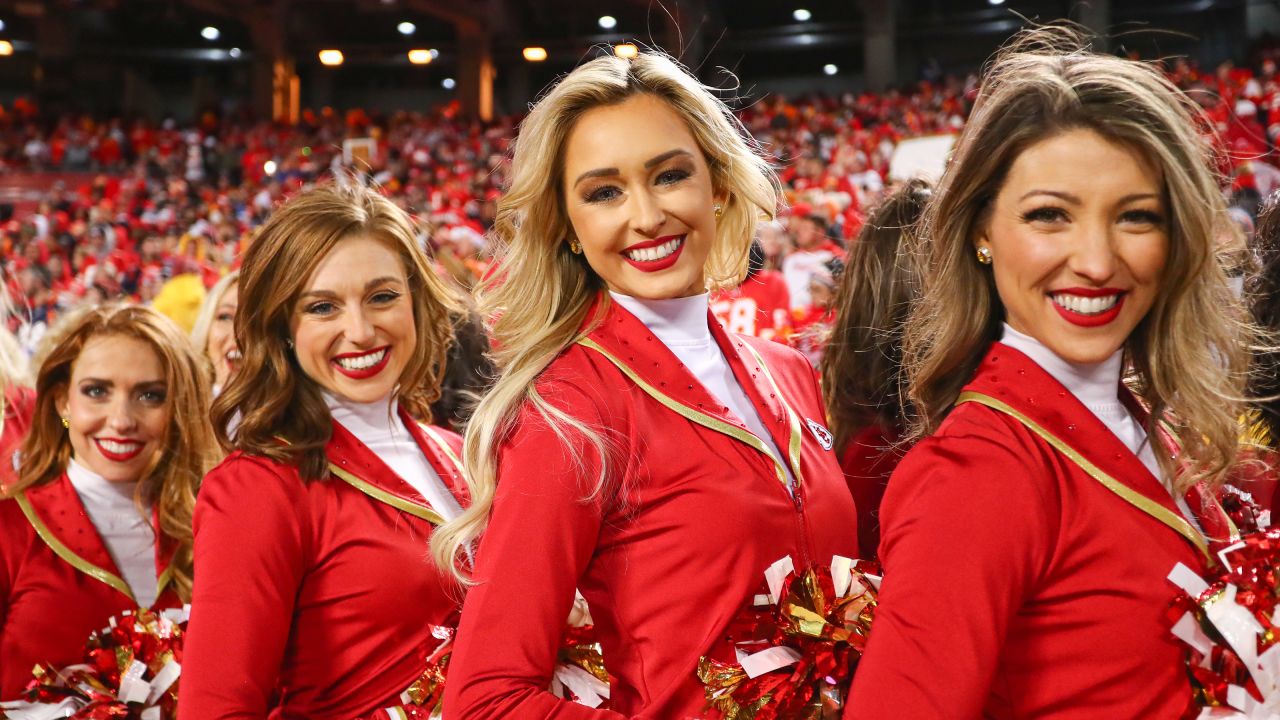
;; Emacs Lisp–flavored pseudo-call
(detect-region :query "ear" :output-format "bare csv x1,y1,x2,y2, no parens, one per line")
53,384,69,419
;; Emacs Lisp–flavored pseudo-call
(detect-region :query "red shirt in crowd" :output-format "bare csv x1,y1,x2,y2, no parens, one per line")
710,269,792,341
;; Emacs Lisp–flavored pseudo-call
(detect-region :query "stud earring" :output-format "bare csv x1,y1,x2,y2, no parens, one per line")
286,338,295,349
713,203,724,219
976,246,993,265
568,239,582,255
60,416,70,429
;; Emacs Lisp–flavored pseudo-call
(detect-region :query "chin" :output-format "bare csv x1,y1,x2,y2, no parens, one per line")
1044,335,1127,365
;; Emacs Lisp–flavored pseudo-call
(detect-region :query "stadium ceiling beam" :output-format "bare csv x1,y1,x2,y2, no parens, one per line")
398,0,486,34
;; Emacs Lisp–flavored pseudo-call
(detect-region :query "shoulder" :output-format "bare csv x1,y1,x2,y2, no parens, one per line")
533,343,633,420
737,332,813,370
198,451,308,508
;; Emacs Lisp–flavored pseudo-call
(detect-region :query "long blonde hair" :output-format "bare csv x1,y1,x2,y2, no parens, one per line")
215,180,461,480
905,25,1251,492
190,270,239,357
11,303,219,601
431,51,780,579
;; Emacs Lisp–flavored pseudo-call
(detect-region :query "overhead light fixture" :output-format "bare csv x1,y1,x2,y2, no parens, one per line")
442,77,456,89
614,43,638,59
598,15,617,30
263,160,278,175
408,49,433,64
430,48,439,59
522,46,548,62
793,8,811,21
318,49,344,66
201,26,220,41
823,64,838,75
0,41,13,57
988,0,1005,4
397,21,416,35
0,20,8,32
229,47,242,59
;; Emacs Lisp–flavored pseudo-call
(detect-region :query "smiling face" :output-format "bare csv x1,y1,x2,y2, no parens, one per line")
206,283,240,390
562,93,724,299
58,334,169,484
976,127,1169,364
289,235,416,404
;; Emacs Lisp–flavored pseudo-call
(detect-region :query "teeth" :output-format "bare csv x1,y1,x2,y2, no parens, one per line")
1052,293,1120,315
626,237,683,262
98,439,141,455
226,350,242,362
336,348,387,370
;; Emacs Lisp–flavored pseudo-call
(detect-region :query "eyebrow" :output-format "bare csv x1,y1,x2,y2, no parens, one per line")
1019,190,1160,205
79,378,167,389
572,149,695,187
299,276,404,301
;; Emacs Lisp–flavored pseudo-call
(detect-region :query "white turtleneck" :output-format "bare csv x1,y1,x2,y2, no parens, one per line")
323,392,463,521
609,292,796,491
999,324,1199,526
67,458,158,607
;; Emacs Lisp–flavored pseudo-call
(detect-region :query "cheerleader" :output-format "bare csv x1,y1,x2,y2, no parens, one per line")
179,181,467,719
819,179,928,560
0,303,218,699
190,270,240,396
845,27,1252,718
434,52,858,718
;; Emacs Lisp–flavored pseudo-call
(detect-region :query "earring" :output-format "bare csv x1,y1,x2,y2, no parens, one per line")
713,203,724,219
976,246,993,265
286,338,295,349
60,416,69,429
568,239,582,255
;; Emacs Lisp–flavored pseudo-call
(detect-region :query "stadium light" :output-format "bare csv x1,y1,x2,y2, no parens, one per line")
793,8,812,22
598,15,617,30
319,49,344,66
229,47,242,59
263,160,277,175
0,41,13,57
614,43,638,59
988,0,1005,4
442,77,456,89
823,64,838,75
398,21,416,35
201,26,220,41
408,49,433,64
430,49,439,59
523,47,548,62
0,20,7,32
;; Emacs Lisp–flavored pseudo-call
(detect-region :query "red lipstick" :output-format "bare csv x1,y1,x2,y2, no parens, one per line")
622,235,685,272
1050,288,1126,328
94,438,145,462
331,346,392,380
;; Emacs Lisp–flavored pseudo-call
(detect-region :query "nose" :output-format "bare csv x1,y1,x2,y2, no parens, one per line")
1067,220,1118,284
107,397,138,434
343,306,376,346
629,188,667,237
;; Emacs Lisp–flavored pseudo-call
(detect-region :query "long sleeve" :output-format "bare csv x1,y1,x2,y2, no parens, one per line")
844,423,1057,719
180,457,309,720
445,383,627,720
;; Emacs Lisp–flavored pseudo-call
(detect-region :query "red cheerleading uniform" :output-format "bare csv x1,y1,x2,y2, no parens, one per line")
845,344,1232,719
179,412,467,720
0,473,182,699
0,385,35,488
837,421,903,561
445,296,859,719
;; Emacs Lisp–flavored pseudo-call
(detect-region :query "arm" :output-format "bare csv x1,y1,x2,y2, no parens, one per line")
844,426,1056,719
179,459,308,720
445,384,627,720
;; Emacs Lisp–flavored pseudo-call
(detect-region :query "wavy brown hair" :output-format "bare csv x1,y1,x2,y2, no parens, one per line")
214,179,461,480
821,179,930,452
905,25,1251,492
1249,192,1280,447
11,303,219,602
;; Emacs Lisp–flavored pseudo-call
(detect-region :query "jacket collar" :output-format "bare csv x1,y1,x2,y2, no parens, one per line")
17,472,173,604
577,292,805,488
324,405,468,524
958,343,1232,557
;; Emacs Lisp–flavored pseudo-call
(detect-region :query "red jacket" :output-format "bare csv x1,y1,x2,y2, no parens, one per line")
838,421,903,561
0,385,35,488
180,412,467,720
846,343,1233,719
445,296,859,719
0,473,182,699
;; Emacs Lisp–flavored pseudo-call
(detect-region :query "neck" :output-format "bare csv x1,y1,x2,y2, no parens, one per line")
323,390,400,433
67,457,139,501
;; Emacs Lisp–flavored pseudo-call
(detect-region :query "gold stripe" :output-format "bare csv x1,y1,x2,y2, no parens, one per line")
328,462,448,526
739,342,806,486
576,338,790,489
15,493,136,600
956,391,1209,559
418,423,465,477
157,561,174,597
